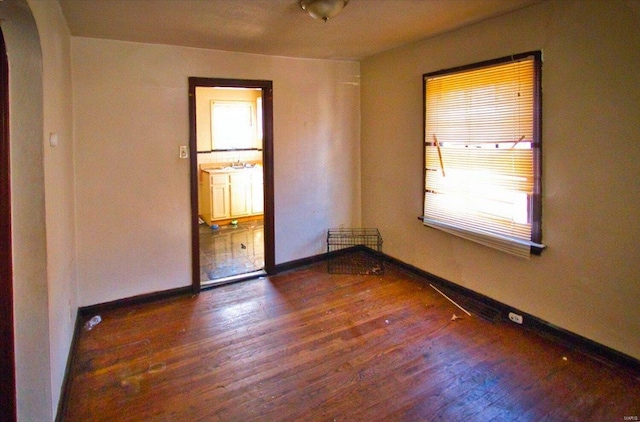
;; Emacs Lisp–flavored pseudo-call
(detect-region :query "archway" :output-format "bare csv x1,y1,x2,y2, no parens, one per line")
0,27,16,422
0,0,50,420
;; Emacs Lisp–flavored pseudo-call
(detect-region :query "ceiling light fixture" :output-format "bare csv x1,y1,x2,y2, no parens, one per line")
299,0,349,22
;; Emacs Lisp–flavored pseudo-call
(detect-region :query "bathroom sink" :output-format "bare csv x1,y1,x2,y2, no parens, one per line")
204,164,257,172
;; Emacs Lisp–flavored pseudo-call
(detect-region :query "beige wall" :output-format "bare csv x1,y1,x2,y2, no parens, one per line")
11,2,638,419
361,0,640,359
72,38,361,306
1,0,68,420
29,0,77,415
2,0,76,419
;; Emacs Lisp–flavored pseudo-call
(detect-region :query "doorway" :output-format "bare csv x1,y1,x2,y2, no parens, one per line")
0,27,17,421
189,78,275,293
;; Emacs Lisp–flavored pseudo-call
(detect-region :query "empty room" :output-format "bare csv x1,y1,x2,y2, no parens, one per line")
2,0,639,421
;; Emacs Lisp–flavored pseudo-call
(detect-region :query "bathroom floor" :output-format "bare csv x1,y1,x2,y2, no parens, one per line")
199,218,264,282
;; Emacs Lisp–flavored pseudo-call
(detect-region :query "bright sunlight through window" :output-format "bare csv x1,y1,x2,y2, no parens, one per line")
422,52,544,258
211,101,255,150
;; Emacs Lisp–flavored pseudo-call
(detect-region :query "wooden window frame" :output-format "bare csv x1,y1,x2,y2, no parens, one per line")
422,51,544,257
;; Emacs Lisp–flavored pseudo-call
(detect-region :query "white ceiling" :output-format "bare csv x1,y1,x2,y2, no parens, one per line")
58,0,543,60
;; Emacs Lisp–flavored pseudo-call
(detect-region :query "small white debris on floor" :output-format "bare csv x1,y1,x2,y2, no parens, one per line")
84,315,102,331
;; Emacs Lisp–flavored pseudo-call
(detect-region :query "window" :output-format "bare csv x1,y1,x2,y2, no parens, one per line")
211,101,255,150
422,52,544,258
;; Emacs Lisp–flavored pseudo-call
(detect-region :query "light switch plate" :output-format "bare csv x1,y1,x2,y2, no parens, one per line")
49,132,59,147
179,145,189,159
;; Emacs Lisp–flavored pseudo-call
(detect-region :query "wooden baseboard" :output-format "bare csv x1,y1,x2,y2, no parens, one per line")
274,246,640,373
272,251,330,273
79,285,193,317
272,245,372,274
374,250,640,374
57,286,195,420
57,246,638,420
55,310,83,422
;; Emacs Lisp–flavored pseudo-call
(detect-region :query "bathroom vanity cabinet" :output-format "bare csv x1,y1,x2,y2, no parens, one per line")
200,167,264,226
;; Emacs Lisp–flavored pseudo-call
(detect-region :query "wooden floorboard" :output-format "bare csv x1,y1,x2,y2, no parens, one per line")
61,262,640,421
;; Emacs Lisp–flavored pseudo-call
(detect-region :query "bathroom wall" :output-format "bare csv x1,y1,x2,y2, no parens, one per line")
196,86,262,153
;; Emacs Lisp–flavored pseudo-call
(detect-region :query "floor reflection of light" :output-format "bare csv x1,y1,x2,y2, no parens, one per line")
219,299,264,322
216,278,296,326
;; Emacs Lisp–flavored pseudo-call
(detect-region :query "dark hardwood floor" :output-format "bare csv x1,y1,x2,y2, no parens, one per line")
61,261,640,421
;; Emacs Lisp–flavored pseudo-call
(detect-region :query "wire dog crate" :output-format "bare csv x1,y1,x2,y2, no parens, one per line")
326,228,384,275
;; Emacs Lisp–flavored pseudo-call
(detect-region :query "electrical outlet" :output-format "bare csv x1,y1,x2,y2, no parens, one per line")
508,312,523,324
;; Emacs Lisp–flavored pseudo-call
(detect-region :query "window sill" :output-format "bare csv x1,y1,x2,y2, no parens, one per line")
417,216,545,256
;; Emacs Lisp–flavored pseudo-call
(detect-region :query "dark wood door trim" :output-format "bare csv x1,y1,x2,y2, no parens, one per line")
0,28,17,422
188,78,275,295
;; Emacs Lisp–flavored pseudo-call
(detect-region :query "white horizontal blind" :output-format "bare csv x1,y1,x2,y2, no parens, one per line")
423,55,538,258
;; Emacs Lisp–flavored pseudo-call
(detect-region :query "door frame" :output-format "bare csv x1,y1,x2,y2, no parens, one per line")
0,27,17,422
188,78,275,294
